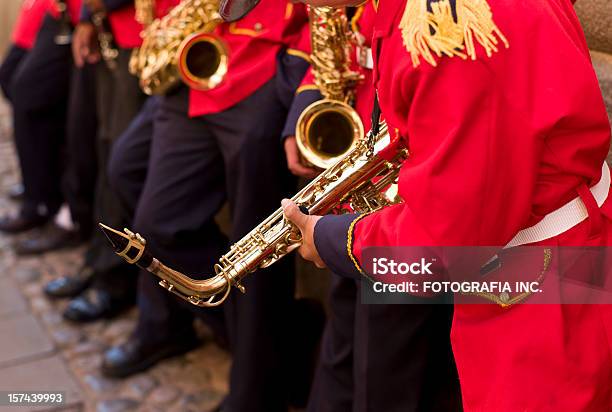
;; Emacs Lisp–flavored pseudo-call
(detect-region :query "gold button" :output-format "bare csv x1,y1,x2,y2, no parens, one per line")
254,23,263,31
499,292,510,304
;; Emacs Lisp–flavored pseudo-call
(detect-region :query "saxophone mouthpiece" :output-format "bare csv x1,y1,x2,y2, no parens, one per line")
98,223,128,252
98,223,151,266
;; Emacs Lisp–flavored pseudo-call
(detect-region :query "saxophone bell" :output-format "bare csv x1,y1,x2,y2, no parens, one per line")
130,0,226,95
296,100,364,169
177,31,229,91
295,6,364,170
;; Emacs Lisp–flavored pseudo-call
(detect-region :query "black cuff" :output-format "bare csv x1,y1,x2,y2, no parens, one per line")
281,89,322,142
79,5,92,22
104,0,134,11
314,214,362,280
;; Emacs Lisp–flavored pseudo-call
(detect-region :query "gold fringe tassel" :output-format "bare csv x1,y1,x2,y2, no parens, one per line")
135,0,155,26
399,0,509,67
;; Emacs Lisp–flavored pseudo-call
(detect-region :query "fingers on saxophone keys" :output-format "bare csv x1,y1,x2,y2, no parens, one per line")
281,199,308,230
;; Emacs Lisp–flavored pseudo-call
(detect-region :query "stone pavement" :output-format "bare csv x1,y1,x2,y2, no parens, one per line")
0,99,231,412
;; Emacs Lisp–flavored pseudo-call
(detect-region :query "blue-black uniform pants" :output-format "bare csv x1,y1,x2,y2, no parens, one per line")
1,26,99,238
83,48,146,294
9,15,71,217
308,277,462,412
62,63,98,238
109,51,309,412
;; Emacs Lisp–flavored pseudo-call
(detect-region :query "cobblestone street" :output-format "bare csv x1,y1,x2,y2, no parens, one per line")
0,98,231,412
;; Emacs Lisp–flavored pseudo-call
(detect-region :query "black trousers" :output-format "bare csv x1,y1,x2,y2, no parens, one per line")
0,44,28,102
62,63,98,238
308,278,462,412
110,94,228,341
110,69,305,410
10,15,72,217
84,49,146,293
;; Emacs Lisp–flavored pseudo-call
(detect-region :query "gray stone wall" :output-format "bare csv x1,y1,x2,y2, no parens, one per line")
0,1,22,53
575,0,612,163
575,0,612,55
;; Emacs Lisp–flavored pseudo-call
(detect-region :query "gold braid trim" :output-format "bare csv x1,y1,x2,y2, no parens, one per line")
286,48,312,63
399,0,509,67
463,248,552,308
135,0,155,26
346,213,374,276
295,84,320,95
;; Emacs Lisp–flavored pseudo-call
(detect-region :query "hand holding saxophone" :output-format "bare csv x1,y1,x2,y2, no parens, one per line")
281,199,325,268
72,23,100,67
284,136,320,178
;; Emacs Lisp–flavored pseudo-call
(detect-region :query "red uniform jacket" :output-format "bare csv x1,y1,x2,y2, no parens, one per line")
80,0,177,49
108,0,177,48
313,0,612,410
188,0,310,117
11,0,51,50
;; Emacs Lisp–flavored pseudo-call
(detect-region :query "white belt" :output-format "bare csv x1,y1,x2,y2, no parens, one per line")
505,162,611,248
357,46,374,70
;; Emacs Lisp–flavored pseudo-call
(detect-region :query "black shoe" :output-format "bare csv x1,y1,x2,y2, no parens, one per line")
101,334,200,378
44,266,95,299
63,288,133,323
14,223,82,255
0,212,49,233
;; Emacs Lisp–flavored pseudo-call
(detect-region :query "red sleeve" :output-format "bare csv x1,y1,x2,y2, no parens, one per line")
11,0,52,50
108,5,143,48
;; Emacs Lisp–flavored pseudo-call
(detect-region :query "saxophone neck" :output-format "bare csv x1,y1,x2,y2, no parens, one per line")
98,223,234,307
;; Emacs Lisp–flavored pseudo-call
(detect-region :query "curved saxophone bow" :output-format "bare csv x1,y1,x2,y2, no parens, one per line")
100,123,407,307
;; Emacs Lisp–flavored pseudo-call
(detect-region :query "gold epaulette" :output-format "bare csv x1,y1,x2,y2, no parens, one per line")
399,0,509,67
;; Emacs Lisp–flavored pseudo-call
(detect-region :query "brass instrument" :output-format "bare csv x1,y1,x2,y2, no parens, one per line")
129,0,229,95
100,122,407,307
295,6,364,170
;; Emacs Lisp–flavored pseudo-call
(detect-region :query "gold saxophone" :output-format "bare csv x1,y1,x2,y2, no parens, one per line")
295,6,364,170
100,122,407,307
129,0,229,95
